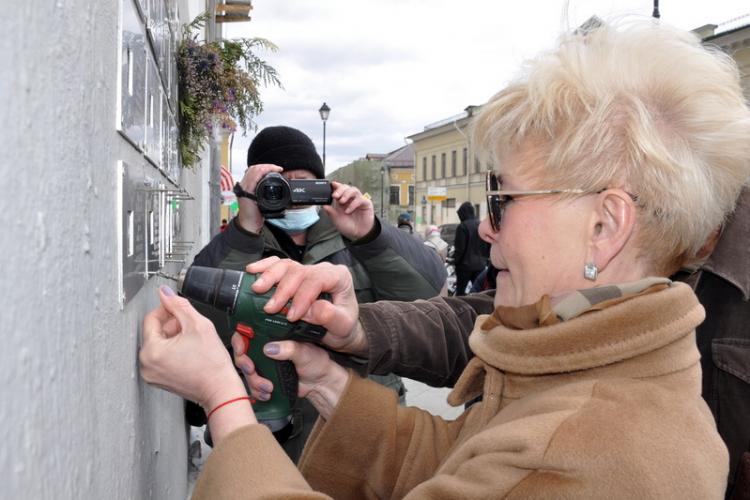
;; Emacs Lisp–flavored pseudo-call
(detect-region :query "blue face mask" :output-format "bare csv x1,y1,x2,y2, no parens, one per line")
266,206,320,234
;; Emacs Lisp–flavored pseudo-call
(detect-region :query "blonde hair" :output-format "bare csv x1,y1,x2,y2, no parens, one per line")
471,19,750,274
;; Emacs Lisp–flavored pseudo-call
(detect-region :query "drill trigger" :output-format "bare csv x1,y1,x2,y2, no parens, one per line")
235,323,255,354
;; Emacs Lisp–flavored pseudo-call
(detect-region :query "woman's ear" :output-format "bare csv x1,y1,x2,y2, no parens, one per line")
586,189,637,272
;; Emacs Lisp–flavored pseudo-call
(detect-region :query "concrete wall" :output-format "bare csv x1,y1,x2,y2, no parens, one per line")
0,1,209,498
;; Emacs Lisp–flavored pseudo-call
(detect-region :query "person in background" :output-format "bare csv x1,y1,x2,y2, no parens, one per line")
219,219,228,232
186,125,446,461
423,225,449,262
140,19,750,498
453,201,486,295
396,212,415,234
675,186,750,499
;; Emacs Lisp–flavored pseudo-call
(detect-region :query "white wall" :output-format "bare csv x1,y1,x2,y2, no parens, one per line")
0,1,208,498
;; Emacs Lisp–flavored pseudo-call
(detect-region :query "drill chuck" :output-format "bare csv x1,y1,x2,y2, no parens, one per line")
178,266,243,314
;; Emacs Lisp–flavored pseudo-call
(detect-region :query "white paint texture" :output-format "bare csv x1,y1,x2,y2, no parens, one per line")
0,1,208,499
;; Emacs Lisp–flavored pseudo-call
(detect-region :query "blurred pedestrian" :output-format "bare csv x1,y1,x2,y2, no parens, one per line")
423,225,449,262
397,212,414,234
454,202,486,295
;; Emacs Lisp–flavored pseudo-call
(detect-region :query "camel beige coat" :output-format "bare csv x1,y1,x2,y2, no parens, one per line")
192,282,727,499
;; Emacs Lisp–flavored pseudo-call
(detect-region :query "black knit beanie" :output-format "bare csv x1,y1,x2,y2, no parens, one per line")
246,126,325,179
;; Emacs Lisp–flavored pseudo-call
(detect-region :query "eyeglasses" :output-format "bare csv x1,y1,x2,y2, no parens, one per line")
485,171,585,231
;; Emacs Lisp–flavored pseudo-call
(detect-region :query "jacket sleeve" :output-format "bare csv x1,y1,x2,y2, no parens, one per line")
453,223,468,264
193,217,267,270
357,291,495,386
298,375,466,499
192,424,331,500
346,219,447,300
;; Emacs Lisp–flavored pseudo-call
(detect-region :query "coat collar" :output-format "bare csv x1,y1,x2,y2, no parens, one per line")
448,282,704,407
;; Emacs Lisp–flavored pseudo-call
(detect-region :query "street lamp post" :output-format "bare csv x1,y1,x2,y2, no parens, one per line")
318,102,330,169
380,165,385,219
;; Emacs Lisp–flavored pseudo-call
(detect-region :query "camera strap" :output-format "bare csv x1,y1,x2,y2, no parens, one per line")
233,182,258,201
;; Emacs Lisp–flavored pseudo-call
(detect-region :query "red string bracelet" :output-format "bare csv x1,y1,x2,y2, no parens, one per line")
206,396,252,421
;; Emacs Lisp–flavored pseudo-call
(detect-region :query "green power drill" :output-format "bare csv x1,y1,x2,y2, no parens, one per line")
177,265,328,431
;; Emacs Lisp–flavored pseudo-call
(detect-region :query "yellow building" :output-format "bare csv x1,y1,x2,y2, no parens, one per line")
696,16,750,97
407,105,487,232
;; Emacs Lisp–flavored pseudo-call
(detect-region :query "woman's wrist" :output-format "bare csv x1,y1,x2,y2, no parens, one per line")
305,365,350,420
203,374,257,446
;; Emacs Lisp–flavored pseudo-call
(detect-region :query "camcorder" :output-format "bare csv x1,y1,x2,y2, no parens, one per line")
234,172,333,218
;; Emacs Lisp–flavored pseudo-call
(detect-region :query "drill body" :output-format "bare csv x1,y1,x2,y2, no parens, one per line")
178,266,326,431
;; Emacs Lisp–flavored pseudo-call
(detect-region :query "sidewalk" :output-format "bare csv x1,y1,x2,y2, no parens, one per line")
187,378,461,495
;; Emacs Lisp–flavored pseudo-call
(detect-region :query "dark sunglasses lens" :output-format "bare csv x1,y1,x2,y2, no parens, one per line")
487,195,502,230
487,172,500,191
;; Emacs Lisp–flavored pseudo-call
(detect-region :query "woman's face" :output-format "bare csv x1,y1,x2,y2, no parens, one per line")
479,146,594,308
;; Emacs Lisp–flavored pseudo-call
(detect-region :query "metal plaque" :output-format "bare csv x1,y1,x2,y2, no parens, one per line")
117,0,147,151
160,90,169,176
144,54,161,167
145,180,162,275
118,161,147,307
134,0,148,22
168,110,180,180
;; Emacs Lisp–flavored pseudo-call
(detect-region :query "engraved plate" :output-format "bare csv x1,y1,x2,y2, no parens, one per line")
146,182,161,274
160,90,169,176
168,110,180,178
144,55,161,166
118,161,147,307
117,0,147,151
134,0,147,22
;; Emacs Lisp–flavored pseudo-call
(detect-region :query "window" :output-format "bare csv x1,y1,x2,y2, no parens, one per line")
474,203,481,218
475,158,481,174
451,150,456,177
431,155,436,179
462,148,467,176
441,153,446,178
422,157,427,181
442,197,456,208
408,185,414,206
389,185,400,205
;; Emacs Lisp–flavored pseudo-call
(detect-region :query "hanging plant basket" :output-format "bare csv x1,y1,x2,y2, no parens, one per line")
177,13,281,168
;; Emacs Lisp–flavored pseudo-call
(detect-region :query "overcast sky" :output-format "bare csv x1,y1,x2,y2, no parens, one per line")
222,1,749,178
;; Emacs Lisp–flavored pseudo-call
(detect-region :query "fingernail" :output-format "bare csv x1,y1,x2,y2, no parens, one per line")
264,343,280,355
257,391,270,401
160,285,175,296
265,297,276,309
287,306,296,318
239,361,253,375
260,382,273,393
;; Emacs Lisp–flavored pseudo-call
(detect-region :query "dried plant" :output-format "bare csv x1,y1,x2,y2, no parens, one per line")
177,13,281,167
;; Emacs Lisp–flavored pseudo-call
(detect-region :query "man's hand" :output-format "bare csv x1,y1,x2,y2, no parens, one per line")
235,164,284,233
324,181,375,240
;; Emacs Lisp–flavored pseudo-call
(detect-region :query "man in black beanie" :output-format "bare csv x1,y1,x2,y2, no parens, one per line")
189,125,447,462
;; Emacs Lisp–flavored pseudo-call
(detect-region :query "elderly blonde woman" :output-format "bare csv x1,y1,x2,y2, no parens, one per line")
140,19,750,499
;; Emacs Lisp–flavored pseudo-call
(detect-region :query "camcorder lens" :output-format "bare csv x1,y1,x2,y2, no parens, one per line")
265,184,283,201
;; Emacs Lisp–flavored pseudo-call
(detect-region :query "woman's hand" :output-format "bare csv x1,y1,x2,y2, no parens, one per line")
246,257,367,354
140,286,249,415
234,338,350,420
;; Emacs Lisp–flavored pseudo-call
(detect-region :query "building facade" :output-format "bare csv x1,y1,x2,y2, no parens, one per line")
696,15,750,97
408,106,486,233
